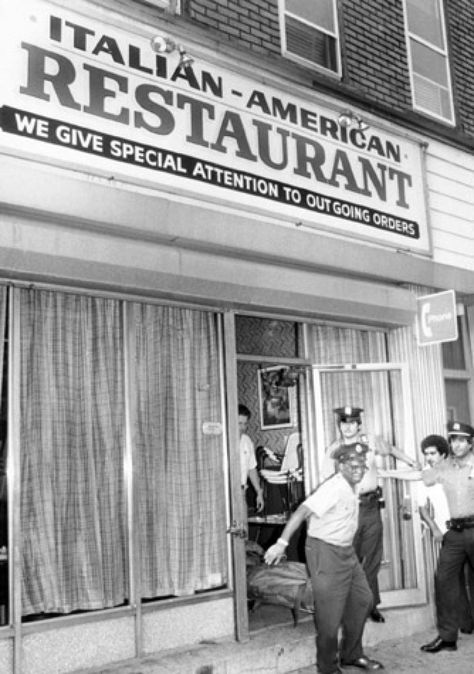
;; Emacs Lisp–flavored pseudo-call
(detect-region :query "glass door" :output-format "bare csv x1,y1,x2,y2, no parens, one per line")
312,363,426,608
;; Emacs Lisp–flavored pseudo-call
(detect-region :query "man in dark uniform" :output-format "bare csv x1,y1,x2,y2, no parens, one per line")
265,442,384,673
421,420,474,653
322,406,418,623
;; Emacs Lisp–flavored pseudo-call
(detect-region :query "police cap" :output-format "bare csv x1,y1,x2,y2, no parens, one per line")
331,441,369,463
334,406,363,423
447,420,474,438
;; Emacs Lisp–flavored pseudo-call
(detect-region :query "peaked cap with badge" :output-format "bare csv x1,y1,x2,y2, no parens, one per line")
331,441,369,463
447,420,474,438
334,406,363,423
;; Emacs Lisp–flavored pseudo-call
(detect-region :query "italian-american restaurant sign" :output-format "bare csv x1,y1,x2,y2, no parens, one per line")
0,0,430,253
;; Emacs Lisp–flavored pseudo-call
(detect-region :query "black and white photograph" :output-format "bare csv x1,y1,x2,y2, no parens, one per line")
1,0,474,672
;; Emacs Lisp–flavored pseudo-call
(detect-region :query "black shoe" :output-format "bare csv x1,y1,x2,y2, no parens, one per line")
420,636,457,653
341,656,384,670
369,608,385,623
460,626,473,634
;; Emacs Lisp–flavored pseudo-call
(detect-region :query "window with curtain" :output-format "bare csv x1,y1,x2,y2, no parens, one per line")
18,290,227,619
311,325,389,441
403,0,454,124
133,304,227,598
20,289,128,617
279,0,340,75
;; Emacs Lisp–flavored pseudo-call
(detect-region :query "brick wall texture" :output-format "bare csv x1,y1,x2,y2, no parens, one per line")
185,0,474,144
188,0,280,55
341,0,412,110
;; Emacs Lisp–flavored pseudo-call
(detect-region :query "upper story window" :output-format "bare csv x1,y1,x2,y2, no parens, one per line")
279,0,340,76
403,0,454,124
140,0,181,11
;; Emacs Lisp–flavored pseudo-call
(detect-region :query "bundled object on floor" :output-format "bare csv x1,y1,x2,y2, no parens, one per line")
245,540,265,569
247,560,313,626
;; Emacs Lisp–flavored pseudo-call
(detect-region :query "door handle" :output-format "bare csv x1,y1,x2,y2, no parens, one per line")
401,497,412,520
227,521,247,538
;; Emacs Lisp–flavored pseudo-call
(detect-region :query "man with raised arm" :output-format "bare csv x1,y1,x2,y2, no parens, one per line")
265,441,383,674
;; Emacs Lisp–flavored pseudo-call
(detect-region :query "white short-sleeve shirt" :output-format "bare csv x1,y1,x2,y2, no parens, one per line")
416,481,450,534
240,433,257,487
304,472,359,547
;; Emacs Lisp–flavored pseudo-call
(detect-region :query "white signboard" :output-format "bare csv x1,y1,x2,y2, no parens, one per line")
0,0,430,253
417,290,458,345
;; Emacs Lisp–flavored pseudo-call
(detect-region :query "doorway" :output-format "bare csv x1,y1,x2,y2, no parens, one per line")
234,315,309,632
232,317,427,637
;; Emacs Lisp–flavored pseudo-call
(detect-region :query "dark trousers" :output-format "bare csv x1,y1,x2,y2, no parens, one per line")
458,561,474,632
306,537,373,674
352,499,383,607
436,528,474,641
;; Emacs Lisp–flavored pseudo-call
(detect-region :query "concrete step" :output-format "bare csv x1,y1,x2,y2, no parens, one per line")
73,605,434,674
73,618,317,674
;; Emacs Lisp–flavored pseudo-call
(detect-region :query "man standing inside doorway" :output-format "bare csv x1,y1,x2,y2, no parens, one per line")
323,405,418,623
238,404,264,517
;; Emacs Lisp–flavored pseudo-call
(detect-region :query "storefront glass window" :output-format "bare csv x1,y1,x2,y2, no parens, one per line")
445,379,470,423
15,290,227,621
20,289,128,620
443,313,473,422
442,316,465,370
133,304,228,599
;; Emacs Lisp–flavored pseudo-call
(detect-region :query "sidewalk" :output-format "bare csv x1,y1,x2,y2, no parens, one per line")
366,629,474,673
71,605,474,674
293,630,474,673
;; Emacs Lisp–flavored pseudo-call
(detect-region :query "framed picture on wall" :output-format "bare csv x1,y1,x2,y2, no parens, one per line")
258,365,296,430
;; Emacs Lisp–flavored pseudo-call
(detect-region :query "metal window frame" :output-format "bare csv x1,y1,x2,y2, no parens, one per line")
311,361,427,608
278,0,341,77
402,0,455,125
137,0,181,13
443,308,474,423
5,284,231,673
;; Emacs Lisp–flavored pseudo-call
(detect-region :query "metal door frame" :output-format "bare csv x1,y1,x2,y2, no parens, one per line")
312,362,427,608
223,311,249,642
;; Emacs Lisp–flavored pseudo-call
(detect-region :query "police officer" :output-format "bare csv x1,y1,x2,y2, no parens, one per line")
265,442,384,673
421,420,474,654
322,406,418,623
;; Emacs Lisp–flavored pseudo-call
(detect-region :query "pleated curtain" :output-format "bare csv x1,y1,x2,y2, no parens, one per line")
311,325,390,442
19,291,227,616
310,323,419,590
20,289,127,615
133,304,227,597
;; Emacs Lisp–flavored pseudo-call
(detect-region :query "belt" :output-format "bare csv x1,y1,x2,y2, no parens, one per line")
448,516,474,531
359,490,378,502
